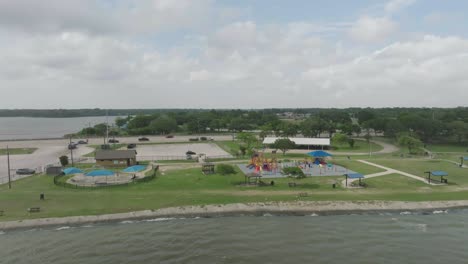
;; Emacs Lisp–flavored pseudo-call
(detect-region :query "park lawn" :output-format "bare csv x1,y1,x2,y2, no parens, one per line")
215,140,242,155
333,159,386,175
367,158,468,185
362,174,429,190
426,143,468,153
0,148,37,155
331,140,383,153
3,165,468,221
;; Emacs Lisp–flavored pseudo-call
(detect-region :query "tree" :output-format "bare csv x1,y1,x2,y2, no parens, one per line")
127,115,155,129
150,116,178,135
448,121,468,143
332,133,348,146
59,155,69,167
115,117,127,128
398,135,423,154
273,138,296,155
347,138,355,148
237,132,258,151
280,123,298,137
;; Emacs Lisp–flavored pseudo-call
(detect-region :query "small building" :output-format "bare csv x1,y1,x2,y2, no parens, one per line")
95,150,137,167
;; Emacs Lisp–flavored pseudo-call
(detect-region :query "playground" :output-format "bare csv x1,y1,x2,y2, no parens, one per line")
237,150,356,178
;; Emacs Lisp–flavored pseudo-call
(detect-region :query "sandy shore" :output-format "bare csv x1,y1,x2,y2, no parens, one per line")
2,200,468,230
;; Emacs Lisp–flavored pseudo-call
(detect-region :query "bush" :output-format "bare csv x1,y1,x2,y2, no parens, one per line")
189,138,199,141
200,136,208,141
216,164,236,175
282,167,305,179
59,155,69,167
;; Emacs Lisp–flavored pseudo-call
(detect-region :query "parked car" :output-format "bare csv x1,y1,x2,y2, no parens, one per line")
186,150,196,155
138,137,150,141
108,139,119,143
127,143,136,149
165,135,174,138
77,140,88,144
16,168,36,175
68,143,77,149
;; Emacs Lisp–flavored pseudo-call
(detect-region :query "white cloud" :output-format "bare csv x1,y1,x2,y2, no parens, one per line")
385,0,416,14
0,0,219,35
348,16,397,43
301,35,468,107
0,1,466,109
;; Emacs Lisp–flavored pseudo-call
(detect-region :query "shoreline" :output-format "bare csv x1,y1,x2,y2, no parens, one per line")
2,200,468,230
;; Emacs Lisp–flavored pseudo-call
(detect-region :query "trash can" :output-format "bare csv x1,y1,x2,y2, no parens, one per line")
332,183,336,189
40,193,45,200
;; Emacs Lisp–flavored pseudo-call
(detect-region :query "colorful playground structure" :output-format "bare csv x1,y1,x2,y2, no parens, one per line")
239,150,349,178
247,152,279,174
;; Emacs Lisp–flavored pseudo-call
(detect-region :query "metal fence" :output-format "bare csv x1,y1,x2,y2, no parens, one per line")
204,155,236,162
137,155,191,161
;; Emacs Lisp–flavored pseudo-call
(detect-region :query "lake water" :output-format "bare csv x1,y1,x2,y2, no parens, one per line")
0,117,119,140
1,211,468,264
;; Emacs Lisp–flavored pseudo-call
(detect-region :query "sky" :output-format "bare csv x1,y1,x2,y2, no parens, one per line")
1,0,468,109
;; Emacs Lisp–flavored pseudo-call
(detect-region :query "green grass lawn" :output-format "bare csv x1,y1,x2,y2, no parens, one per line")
0,148,37,155
3,157,468,221
426,143,468,153
215,140,242,155
333,159,386,175
362,174,428,190
368,158,468,184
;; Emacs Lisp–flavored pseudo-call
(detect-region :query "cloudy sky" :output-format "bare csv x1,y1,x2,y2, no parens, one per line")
1,0,467,109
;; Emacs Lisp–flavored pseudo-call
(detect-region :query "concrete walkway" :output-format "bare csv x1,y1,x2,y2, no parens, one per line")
342,159,441,188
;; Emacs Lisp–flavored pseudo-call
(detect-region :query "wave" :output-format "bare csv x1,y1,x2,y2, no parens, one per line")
145,217,177,222
55,226,71,231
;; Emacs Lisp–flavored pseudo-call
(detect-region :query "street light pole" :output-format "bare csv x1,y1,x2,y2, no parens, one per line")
7,145,11,189
69,137,74,167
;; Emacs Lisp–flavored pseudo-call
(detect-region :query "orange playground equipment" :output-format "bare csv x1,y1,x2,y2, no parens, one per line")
247,152,279,174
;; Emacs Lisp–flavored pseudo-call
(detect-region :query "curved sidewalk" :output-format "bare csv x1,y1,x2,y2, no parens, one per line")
342,160,440,188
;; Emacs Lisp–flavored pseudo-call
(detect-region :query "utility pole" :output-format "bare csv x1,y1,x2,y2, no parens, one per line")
106,109,109,143
7,145,11,189
69,137,74,167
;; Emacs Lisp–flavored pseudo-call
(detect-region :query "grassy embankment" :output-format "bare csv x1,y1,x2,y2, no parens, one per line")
1,141,468,221
0,148,37,155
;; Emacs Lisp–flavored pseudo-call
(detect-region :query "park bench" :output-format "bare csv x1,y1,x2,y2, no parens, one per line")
298,192,309,197
288,182,297,187
27,207,40,213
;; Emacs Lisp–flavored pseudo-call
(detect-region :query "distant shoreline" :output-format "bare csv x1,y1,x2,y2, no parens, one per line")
2,201,468,231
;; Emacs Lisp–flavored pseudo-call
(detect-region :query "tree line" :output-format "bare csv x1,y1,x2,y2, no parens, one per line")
73,107,468,152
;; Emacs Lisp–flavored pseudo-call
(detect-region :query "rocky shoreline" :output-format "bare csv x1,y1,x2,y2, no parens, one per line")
2,200,468,230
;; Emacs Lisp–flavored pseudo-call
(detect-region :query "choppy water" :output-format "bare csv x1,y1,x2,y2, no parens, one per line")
0,117,119,140
1,211,468,264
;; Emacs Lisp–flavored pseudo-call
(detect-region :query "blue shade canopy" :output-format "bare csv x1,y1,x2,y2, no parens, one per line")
122,165,146,173
345,173,365,179
63,167,83,175
430,171,448,176
307,150,332,157
464,157,468,161
85,170,114,177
